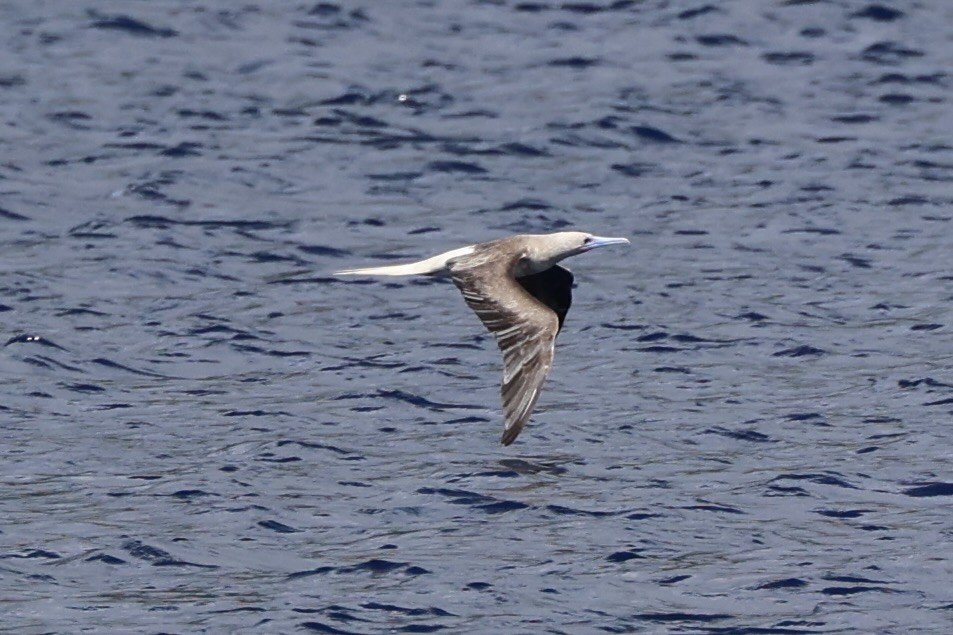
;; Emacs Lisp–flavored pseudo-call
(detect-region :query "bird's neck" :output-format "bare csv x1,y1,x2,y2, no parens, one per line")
514,256,560,278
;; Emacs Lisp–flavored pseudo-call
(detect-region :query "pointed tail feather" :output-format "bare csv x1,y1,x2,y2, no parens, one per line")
334,245,475,277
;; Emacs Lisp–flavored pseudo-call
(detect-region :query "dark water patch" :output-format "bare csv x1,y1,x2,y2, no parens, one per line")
91,357,169,378
103,141,167,152
222,409,292,417
258,519,301,534
769,473,858,489
546,504,621,517
888,195,929,207
48,111,92,129
879,93,914,106
231,344,310,357
785,412,824,423
425,160,487,174
606,549,644,563
85,553,127,565
288,566,337,580
169,489,216,500
762,52,814,66
467,468,519,478
97,403,134,411
377,389,480,411
296,4,369,32
443,415,489,426
851,5,904,21
639,345,682,353
833,113,878,124
783,227,840,235
548,56,600,68
499,198,553,211
278,440,362,458
498,458,568,476
860,41,923,64
631,125,680,143
696,34,747,47
368,171,423,181
248,250,307,264
612,162,655,177
758,578,808,590
346,559,414,575
839,253,872,268
772,345,825,357
659,574,691,585
121,539,217,568
298,244,350,258
821,585,893,596
497,142,548,157
601,322,644,331
910,323,943,331
88,13,179,38
1,549,61,560
335,111,389,128
257,453,304,464
125,214,288,231
22,356,82,372
814,509,870,519
407,226,439,235
815,135,851,146
63,382,106,394
161,142,203,157
632,612,731,623
68,220,116,239
668,52,698,61
514,2,548,12
479,500,529,514
898,377,953,389
417,488,527,514
362,602,453,618
923,397,953,407
902,482,953,497
705,427,773,443
684,503,745,515
678,5,720,20
300,621,369,635
177,108,228,122
560,2,637,14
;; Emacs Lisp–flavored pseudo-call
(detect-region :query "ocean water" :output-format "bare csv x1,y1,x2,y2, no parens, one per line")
2,1,952,632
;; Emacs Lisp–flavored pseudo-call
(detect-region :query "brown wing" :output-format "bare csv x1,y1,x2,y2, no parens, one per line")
449,253,560,445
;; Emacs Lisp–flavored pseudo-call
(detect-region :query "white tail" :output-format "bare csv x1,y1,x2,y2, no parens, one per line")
335,245,475,277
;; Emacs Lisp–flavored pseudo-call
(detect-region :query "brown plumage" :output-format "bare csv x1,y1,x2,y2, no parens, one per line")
335,231,629,445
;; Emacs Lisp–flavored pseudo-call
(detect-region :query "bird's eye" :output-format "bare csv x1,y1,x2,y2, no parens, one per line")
583,236,593,245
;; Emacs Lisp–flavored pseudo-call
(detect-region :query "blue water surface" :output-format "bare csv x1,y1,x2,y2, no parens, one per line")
2,1,952,632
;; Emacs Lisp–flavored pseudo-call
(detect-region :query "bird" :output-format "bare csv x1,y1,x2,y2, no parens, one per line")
334,231,630,445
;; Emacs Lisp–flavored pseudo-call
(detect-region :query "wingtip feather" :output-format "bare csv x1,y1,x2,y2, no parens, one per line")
500,425,522,446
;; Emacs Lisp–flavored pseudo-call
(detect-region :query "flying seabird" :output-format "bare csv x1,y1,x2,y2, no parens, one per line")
335,231,629,445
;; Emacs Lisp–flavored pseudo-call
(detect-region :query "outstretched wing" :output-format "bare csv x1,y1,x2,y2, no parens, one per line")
449,253,561,445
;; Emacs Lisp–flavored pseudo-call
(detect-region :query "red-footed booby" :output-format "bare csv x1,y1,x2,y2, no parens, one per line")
335,231,629,445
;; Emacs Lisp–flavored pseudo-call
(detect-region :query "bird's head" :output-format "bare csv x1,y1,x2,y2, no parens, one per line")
520,231,629,273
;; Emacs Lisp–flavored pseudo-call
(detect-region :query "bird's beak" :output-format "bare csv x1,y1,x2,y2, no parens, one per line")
583,236,630,251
